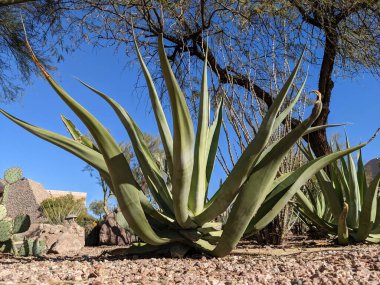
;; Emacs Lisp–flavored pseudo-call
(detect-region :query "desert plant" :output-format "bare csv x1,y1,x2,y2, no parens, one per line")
0,168,41,256
0,34,366,257
40,194,86,225
295,140,380,244
0,167,23,206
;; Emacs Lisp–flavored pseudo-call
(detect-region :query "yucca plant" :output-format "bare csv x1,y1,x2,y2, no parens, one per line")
295,139,380,245
0,33,366,257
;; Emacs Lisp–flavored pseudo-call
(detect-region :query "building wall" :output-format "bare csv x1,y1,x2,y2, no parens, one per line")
4,179,48,224
1,178,87,224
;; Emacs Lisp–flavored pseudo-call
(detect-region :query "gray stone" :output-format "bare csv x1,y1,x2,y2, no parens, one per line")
99,212,138,246
25,221,85,254
365,158,380,184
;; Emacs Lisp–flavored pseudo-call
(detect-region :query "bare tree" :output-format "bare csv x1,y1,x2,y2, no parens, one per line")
43,0,379,160
0,0,70,102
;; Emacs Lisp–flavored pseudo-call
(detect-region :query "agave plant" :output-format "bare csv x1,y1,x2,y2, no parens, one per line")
0,34,366,257
295,139,380,244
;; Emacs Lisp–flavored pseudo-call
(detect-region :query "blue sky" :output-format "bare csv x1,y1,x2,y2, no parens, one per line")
0,43,379,209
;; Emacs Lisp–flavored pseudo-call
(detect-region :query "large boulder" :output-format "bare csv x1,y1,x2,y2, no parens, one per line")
99,212,138,246
365,158,380,184
26,221,85,254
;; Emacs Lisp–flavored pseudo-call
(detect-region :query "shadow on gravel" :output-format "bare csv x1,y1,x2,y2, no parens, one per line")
0,238,366,263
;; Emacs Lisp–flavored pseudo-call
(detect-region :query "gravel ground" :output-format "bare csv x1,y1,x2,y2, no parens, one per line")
0,243,379,284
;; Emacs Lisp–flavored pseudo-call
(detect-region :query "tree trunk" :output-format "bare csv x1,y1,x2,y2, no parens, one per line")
308,31,338,157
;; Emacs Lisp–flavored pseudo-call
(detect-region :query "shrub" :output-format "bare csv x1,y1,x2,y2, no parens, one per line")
40,194,86,225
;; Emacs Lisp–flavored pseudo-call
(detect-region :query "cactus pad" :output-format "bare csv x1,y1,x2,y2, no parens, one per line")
32,239,46,256
0,185,9,205
4,167,23,184
13,215,31,234
0,205,7,220
0,240,12,253
18,238,46,256
0,220,12,242
18,239,33,256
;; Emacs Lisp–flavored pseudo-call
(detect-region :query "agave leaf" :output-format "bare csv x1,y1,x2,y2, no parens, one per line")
134,36,174,176
246,143,365,235
0,109,108,173
294,190,337,233
375,196,380,230
60,115,97,150
195,55,304,225
366,236,380,243
262,123,344,167
345,135,360,228
205,100,223,197
356,172,380,241
212,94,322,257
158,34,195,227
298,142,343,219
338,202,349,245
315,173,342,220
189,56,210,214
25,38,170,245
78,80,174,217
0,109,173,227
357,149,368,201
304,124,345,136
272,76,306,132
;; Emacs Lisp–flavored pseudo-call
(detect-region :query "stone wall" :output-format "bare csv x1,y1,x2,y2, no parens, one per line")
1,176,87,225
1,178,49,224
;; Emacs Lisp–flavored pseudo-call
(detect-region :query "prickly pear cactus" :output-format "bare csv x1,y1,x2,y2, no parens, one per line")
0,205,6,220
1,167,23,206
0,219,12,242
12,215,31,234
0,185,9,205
3,167,23,184
18,238,46,256
0,198,32,255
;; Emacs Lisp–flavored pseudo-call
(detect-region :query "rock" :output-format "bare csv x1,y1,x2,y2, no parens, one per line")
25,221,85,254
364,158,380,184
99,212,138,246
85,223,101,246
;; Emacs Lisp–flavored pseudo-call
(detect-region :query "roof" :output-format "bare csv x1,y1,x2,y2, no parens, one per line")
46,189,87,200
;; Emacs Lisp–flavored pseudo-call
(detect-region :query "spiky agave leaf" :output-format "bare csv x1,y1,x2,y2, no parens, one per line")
194,56,305,225
0,31,368,257
158,34,195,227
23,32,172,245
296,136,380,244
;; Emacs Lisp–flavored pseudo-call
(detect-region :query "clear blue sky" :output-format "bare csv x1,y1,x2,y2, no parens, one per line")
0,44,379,208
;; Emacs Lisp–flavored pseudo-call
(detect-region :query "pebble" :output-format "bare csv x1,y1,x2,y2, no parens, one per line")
0,244,378,284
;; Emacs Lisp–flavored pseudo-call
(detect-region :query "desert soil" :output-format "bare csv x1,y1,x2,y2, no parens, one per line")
0,240,379,284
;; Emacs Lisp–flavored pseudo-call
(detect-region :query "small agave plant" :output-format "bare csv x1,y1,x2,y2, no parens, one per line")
0,34,366,257
296,139,380,245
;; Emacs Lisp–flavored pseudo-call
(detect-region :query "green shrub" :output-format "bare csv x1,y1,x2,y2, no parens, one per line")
40,194,86,225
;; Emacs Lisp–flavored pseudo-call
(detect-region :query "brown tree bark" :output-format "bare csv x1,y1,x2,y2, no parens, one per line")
308,31,338,157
